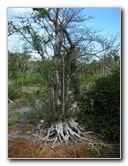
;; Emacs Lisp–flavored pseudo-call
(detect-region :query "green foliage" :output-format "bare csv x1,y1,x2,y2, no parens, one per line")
8,120,17,126
35,8,48,19
80,74,101,86
25,92,51,123
30,73,43,84
8,52,30,79
8,85,20,100
10,72,43,89
78,70,120,143
25,93,38,116
19,73,43,87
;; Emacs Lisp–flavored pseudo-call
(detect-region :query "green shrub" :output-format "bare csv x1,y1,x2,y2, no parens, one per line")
8,85,20,100
29,73,43,84
12,73,43,88
78,71,120,143
80,74,101,85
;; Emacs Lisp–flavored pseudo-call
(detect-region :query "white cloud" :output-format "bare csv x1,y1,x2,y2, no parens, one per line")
29,52,42,61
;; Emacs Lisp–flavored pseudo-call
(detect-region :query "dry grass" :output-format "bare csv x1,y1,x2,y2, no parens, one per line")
8,138,120,158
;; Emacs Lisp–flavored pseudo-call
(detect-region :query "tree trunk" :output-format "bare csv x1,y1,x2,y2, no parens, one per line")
53,21,63,114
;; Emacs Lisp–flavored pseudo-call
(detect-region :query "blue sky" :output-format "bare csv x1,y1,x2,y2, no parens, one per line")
84,8,120,37
8,8,120,53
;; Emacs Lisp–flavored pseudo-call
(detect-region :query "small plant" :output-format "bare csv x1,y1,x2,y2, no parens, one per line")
93,144,102,157
8,86,19,100
8,120,17,126
25,93,38,116
25,93,47,123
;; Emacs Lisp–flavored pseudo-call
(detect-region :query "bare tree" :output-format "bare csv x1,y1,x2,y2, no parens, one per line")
8,8,119,147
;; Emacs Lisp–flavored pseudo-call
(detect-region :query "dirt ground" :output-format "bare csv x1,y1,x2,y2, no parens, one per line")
8,99,38,141
8,98,120,158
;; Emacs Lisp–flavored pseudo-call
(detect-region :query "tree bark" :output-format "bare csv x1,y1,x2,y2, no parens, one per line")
52,11,63,113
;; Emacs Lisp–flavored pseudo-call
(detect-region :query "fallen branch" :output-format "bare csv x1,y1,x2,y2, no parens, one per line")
8,98,14,103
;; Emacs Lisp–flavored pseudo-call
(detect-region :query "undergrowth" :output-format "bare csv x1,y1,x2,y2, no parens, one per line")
8,138,119,158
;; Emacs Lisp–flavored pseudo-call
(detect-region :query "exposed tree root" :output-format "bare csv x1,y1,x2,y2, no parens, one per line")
33,118,85,148
31,118,110,150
